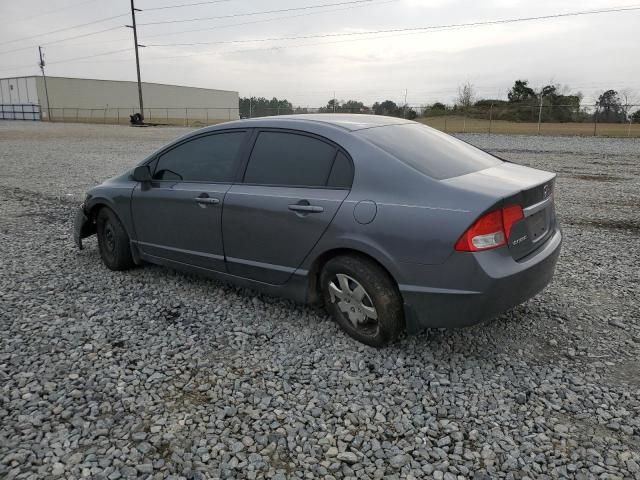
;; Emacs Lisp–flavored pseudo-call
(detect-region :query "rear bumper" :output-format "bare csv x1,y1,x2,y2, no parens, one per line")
400,227,562,332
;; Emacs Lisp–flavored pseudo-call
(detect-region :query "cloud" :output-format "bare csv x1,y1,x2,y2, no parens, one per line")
1,0,638,105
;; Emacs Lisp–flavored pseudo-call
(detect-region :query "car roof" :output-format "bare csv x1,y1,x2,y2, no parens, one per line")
215,114,416,132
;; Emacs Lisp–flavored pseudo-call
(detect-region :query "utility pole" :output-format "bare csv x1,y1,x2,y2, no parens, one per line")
38,46,51,122
333,91,336,113
403,88,408,118
488,102,494,135
537,91,544,135
127,0,144,122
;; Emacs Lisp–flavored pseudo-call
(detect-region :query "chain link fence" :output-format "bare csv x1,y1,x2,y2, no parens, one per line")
418,103,639,137
42,106,240,126
241,103,640,137
6,102,639,137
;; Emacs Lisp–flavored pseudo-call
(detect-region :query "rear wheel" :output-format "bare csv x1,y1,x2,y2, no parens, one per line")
320,255,404,347
96,207,134,271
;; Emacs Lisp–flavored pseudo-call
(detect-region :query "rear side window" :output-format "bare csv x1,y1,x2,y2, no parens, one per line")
154,131,246,182
244,131,337,187
327,151,353,188
357,123,502,180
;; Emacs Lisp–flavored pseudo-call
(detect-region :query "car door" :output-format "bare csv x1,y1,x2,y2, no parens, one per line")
222,130,354,284
131,130,249,271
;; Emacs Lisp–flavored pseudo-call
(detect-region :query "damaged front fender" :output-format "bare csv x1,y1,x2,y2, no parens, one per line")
73,204,96,250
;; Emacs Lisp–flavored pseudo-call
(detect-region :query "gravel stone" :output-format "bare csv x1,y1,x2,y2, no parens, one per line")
336,452,358,464
389,454,411,468
0,122,639,479
136,463,153,474
51,463,65,476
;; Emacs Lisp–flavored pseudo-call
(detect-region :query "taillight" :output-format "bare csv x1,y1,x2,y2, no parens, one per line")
502,205,524,239
455,205,524,252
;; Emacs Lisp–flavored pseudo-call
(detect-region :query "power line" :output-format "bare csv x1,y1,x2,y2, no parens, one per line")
41,26,123,47
1,24,435,66
144,0,238,12
137,0,374,26
0,0,389,55
149,25,453,48
143,25,458,58
142,0,395,39
9,0,395,51
2,3,638,80
49,2,636,66
0,13,129,46
45,48,132,66
0,0,394,54
144,5,640,47
0,26,123,56
24,3,637,69
137,25,468,62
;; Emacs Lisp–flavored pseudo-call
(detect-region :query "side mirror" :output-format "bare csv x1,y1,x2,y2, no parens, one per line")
132,165,152,182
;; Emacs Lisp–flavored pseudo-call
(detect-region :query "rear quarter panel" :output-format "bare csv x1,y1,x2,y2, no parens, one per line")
300,140,503,280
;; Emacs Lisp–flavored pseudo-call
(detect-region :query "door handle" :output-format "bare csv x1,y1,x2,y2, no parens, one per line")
288,204,324,213
194,197,220,205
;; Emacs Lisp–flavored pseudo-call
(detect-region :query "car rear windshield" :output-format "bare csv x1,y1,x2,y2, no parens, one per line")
357,123,502,180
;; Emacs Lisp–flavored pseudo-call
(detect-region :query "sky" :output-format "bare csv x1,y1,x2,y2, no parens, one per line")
0,0,638,107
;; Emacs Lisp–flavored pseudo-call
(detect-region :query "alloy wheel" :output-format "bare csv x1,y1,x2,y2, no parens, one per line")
328,274,379,335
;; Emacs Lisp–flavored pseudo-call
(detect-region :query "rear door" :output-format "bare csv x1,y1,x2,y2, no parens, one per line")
131,130,248,271
222,130,353,284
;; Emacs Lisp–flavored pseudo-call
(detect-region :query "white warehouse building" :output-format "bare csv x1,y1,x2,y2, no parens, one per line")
0,76,239,125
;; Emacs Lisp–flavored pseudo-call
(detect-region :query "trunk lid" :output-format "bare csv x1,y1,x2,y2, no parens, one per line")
444,163,557,260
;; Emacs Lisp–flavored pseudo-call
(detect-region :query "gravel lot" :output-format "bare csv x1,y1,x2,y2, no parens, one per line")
1,121,639,479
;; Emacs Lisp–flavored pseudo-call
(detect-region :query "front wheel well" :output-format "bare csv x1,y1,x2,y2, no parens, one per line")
83,203,117,238
88,203,109,221
306,248,399,304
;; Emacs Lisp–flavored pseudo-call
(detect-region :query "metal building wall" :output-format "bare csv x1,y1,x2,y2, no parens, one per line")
37,76,239,123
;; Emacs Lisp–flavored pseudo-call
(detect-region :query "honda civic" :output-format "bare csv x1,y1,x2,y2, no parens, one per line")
74,114,561,347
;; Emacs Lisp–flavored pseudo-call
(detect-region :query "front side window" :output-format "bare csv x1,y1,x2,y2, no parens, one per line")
243,131,337,187
153,131,246,182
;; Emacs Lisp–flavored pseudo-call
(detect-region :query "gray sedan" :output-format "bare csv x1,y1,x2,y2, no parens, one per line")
74,114,561,347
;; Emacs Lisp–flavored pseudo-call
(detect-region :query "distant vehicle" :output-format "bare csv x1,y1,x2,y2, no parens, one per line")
74,114,561,347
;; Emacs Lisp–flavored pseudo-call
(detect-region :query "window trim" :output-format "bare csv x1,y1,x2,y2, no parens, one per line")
238,128,354,190
148,129,250,185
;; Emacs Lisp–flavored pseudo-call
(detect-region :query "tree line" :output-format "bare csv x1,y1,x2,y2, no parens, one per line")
238,97,420,119
239,81,639,123
447,80,638,123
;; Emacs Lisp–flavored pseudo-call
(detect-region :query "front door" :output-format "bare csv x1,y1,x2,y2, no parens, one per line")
131,130,248,271
222,130,353,284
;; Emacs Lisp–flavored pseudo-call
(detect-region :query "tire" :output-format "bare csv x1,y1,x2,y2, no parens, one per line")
96,207,135,271
320,255,404,347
